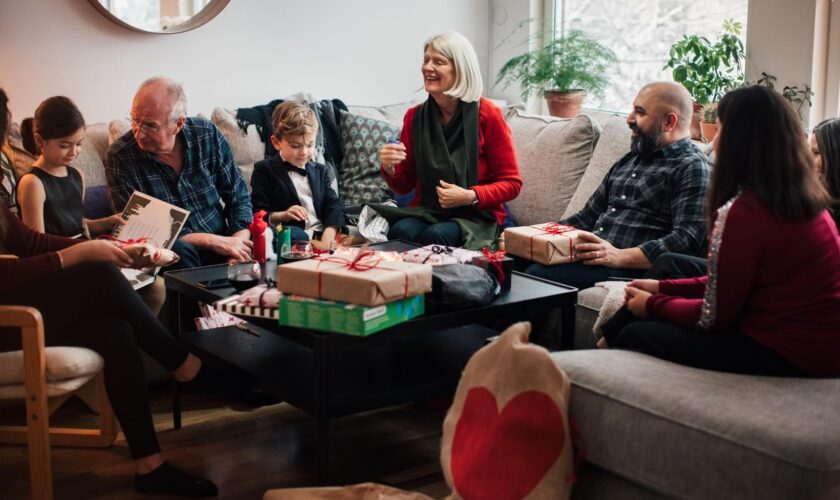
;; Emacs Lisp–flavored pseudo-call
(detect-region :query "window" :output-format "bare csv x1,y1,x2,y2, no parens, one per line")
554,0,748,112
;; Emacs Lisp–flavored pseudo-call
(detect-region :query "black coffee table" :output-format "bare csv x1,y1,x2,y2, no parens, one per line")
163,241,577,484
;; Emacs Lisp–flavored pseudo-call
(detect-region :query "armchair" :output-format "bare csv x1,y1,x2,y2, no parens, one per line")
0,305,117,500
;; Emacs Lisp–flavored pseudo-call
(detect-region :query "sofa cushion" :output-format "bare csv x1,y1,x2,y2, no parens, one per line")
562,114,630,219
505,110,600,226
338,110,400,207
107,118,131,145
0,348,102,399
346,101,417,127
552,349,840,499
83,185,113,219
209,108,265,186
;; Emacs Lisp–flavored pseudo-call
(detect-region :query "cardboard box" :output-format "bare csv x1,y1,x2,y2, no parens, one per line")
278,294,425,336
276,255,432,306
504,223,580,265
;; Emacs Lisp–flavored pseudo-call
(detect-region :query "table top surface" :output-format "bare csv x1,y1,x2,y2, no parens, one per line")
163,240,577,345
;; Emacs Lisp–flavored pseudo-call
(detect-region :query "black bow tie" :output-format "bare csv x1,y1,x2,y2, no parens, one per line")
286,165,308,177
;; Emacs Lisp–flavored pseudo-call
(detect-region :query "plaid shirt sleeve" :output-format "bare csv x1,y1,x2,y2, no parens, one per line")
211,125,252,234
637,154,710,261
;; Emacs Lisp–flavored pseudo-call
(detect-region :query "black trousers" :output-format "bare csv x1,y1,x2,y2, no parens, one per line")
602,253,801,376
0,262,189,459
607,319,804,376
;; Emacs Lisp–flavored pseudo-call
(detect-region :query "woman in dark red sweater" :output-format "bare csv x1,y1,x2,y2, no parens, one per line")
611,85,840,377
377,31,522,249
0,205,217,495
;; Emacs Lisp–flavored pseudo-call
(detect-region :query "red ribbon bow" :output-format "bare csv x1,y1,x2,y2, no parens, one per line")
98,235,162,267
481,247,508,286
312,250,409,300
529,223,576,261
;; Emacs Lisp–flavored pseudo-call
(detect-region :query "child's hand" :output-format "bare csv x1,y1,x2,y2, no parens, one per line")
279,206,309,222
106,214,128,227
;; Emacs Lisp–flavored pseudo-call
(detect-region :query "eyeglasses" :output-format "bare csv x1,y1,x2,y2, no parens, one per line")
128,116,179,134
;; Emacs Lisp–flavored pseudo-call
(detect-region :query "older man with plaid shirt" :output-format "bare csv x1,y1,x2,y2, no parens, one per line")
106,77,253,269
524,82,711,290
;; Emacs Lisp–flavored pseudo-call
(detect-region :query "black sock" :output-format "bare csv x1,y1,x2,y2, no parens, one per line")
135,461,218,497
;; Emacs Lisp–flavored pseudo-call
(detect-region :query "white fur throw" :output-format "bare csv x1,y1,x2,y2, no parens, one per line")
592,280,629,340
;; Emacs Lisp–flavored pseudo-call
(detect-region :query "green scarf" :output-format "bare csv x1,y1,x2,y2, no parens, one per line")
373,98,498,250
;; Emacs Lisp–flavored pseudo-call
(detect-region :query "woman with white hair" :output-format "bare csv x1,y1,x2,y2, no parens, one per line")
378,31,522,249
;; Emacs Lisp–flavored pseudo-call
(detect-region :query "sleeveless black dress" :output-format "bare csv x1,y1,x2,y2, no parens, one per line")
21,166,84,237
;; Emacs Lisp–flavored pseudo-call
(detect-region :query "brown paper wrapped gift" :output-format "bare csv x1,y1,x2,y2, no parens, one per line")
504,223,580,265
276,252,432,306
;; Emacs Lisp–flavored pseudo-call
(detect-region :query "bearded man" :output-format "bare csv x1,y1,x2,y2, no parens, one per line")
523,82,711,289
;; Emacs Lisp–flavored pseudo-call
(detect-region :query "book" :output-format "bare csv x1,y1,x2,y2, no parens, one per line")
112,191,190,290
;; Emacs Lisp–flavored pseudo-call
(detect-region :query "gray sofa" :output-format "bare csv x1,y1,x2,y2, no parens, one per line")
12,100,838,498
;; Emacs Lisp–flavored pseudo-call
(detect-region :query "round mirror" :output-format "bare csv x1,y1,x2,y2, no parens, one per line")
88,0,230,34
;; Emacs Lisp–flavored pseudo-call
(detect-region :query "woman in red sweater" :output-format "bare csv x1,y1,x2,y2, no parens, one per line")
0,205,218,495
377,31,522,249
611,85,840,377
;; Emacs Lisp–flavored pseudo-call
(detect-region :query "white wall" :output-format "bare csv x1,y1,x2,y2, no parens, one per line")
0,0,490,123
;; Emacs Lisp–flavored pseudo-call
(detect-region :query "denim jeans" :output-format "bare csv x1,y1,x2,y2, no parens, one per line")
388,217,463,247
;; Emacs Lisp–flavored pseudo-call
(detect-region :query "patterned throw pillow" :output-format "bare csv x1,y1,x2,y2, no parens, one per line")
339,110,400,207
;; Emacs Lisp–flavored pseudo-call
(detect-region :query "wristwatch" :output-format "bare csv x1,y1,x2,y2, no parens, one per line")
471,190,480,207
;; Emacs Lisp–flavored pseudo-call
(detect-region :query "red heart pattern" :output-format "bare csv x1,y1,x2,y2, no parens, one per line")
451,387,565,500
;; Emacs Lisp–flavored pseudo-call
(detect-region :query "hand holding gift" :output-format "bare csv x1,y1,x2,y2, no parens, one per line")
120,240,180,268
503,223,580,265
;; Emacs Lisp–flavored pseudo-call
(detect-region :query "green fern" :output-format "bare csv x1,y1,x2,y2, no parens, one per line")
495,30,617,101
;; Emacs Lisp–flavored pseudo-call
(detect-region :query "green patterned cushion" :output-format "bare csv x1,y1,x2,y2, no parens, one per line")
339,110,400,206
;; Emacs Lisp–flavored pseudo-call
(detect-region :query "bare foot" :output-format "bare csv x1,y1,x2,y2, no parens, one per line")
596,337,608,349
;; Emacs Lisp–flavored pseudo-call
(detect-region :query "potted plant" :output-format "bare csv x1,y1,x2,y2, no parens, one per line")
700,102,718,142
664,19,745,105
664,19,744,139
495,29,617,118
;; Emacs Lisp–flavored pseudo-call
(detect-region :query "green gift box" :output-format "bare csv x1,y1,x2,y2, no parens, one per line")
278,294,425,336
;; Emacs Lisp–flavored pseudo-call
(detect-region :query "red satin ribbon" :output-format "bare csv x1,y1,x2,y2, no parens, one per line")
97,235,162,266
529,223,576,261
481,247,508,286
312,250,409,301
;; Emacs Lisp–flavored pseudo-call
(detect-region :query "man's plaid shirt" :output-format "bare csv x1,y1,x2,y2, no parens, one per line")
105,117,252,237
562,137,711,262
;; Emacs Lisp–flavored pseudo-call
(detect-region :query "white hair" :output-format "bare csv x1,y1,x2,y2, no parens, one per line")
138,76,188,120
425,31,483,102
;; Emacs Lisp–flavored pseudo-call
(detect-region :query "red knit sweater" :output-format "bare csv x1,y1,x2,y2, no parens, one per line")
0,205,76,295
380,97,522,225
647,190,840,376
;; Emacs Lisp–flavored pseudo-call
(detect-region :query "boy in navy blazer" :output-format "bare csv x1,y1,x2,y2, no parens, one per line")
250,101,347,249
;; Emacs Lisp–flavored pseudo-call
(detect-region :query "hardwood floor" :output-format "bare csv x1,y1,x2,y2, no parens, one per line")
0,383,450,499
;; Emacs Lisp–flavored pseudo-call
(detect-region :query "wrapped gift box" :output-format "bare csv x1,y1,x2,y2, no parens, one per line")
276,253,432,306
401,245,482,265
471,251,514,291
278,294,424,336
504,223,580,265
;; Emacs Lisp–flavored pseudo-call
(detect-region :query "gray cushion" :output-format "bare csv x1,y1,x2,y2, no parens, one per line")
552,349,840,499
506,110,600,226
562,115,630,219
338,110,400,207
66,122,109,188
